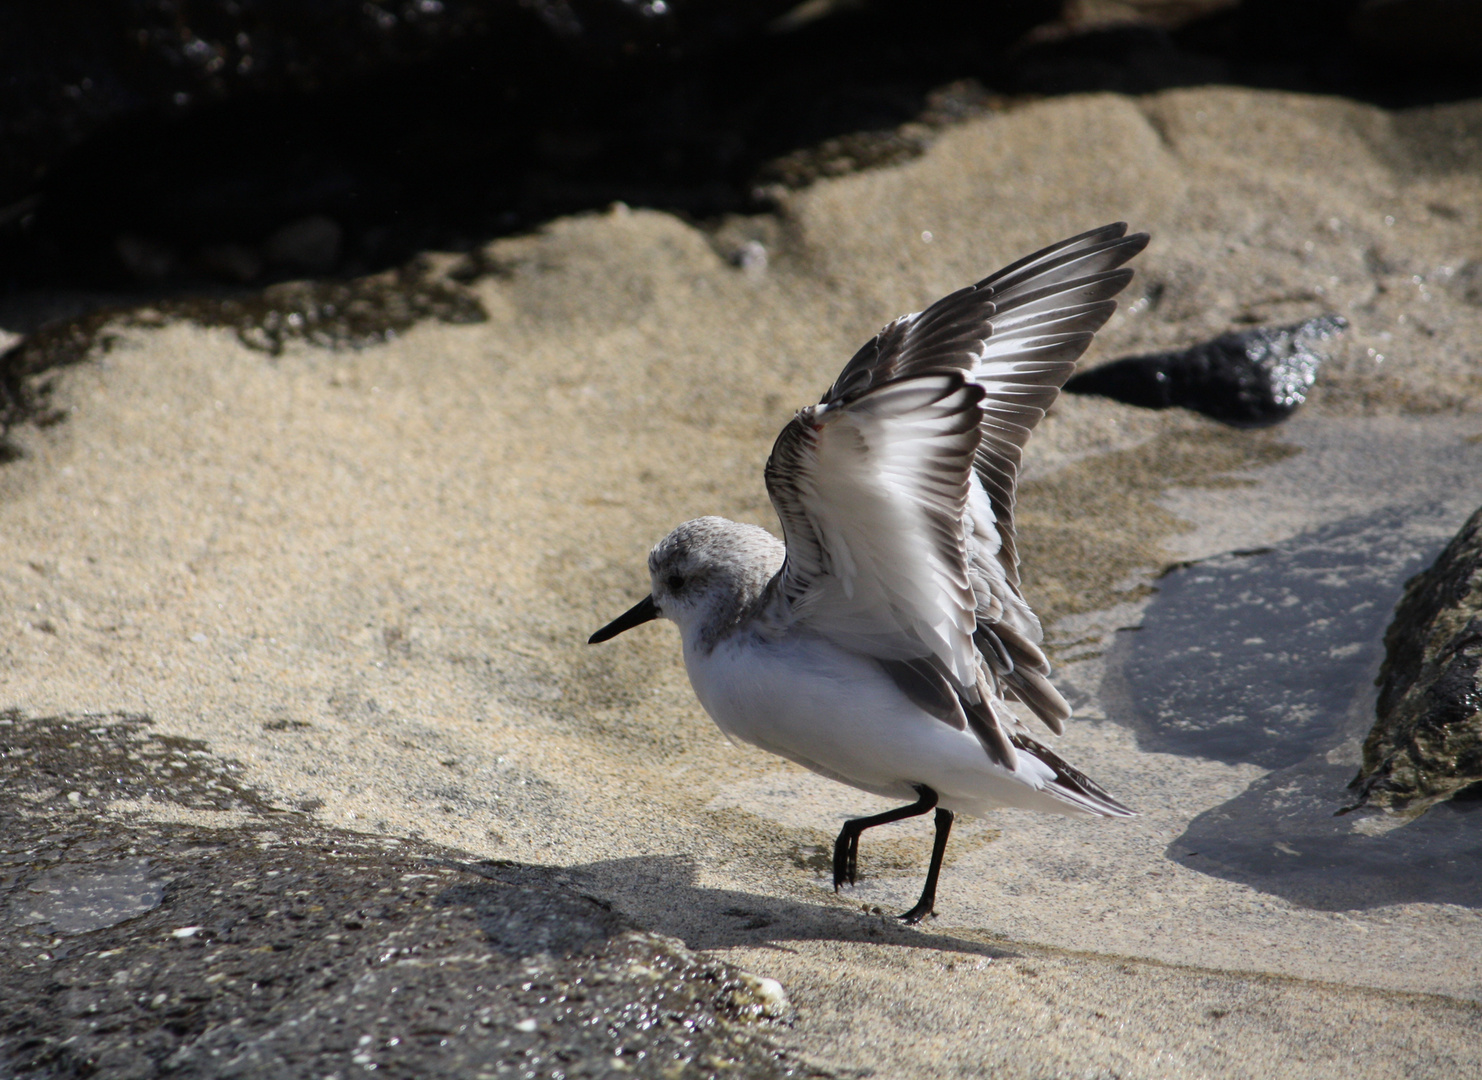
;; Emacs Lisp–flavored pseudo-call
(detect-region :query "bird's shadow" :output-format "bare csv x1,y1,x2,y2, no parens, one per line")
1103,503,1482,911
452,853,1017,961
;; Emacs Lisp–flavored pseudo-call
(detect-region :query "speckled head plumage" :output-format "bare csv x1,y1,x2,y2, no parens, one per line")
588,517,784,651
646,517,785,645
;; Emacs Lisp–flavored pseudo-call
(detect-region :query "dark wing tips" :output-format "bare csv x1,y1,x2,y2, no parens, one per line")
975,223,1148,294
1015,734,1136,817
825,225,1149,406
1002,665,1070,736
973,222,1127,289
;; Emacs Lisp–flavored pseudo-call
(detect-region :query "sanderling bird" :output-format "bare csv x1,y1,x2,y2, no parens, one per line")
590,223,1144,922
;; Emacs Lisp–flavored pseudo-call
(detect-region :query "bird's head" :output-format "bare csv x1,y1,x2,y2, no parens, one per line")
588,516,784,648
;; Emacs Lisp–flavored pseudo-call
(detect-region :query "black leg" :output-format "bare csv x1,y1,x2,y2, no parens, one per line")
833,785,938,891
898,807,954,924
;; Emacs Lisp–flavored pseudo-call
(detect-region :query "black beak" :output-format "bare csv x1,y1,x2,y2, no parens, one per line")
588,595,660,644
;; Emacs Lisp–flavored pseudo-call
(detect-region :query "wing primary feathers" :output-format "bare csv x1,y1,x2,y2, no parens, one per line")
975,224,1146,294
1002,666,1070,735
771,224,1148,767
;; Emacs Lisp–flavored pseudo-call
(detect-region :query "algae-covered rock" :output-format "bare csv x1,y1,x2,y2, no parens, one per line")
1350,506,1482,813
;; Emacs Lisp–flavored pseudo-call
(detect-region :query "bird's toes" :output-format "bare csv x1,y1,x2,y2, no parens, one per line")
897,903,934,925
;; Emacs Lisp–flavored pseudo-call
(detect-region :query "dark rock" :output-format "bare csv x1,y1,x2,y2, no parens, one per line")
1350,0,1482,68
1349,507,1482,814
1064,315,1347,427
0,0,801,211
198,242,265,283
0,710,808,1079
114,234,178,281
263,215,342,272
3,0,1479,300
0,0,1061,293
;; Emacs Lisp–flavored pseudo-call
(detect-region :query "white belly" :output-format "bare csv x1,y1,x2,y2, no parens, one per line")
682,631,1087,817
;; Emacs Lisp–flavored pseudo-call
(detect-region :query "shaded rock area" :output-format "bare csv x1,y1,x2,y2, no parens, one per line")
0,0,1051,295
1064,314,1347,426
1350,506,1482,814
0,0,800,208
4,0,1481,298
0,711,807,1080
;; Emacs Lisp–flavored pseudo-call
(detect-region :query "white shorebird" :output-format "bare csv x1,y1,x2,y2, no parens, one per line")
591,223,1145,922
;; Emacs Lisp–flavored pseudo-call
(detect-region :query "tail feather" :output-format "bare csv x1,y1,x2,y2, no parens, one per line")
1013,733,1134,817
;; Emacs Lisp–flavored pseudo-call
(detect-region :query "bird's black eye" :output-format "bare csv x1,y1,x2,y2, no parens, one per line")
666,573,685,593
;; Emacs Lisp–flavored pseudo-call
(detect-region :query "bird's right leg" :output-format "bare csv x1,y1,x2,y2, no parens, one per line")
832,784,939,891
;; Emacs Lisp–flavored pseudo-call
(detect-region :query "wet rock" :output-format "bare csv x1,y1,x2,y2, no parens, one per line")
0,710,808,1079
1109,506,1443,770
17,858,163,936
0,709,278,816
1064,315,1347,427
1349,506,1482,814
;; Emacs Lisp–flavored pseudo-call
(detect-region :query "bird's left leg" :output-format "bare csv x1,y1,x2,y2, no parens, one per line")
832,784,938,891
897,806,954,924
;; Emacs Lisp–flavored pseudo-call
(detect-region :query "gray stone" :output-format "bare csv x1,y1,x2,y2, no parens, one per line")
0,712,808,1080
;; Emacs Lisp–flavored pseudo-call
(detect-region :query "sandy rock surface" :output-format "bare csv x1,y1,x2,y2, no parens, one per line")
5,87,1482,1076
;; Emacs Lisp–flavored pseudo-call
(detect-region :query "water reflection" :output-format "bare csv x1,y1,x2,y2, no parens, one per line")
20,858,161,934
1107,504,1482,909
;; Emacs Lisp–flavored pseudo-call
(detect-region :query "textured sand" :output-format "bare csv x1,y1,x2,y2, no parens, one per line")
5,87,1482,1075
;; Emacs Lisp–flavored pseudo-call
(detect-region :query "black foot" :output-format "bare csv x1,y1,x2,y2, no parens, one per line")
897,898,935,925
832,820,866,890
832,826,851,891
832,786,938,892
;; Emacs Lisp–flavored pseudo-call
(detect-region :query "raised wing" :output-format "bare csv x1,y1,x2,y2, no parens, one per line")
765,372,986,689
826,222,1148,586
768,224,1147,766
